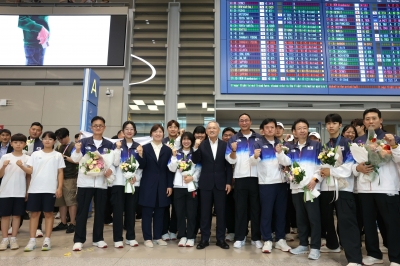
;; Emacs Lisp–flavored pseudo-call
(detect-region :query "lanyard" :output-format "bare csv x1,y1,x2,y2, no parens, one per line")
61,142,71,155
329,135,341,148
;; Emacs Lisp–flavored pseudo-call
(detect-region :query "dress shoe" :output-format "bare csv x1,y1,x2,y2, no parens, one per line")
196,241,209,249
216,240,229,249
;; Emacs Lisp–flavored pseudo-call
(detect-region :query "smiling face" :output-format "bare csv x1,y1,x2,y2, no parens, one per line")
91,119,106,136
238,114,251,132
29,125,42,139
206,122,220,140
182,136,192,149
167,123,179,139
123,124,136,139
343,127,356,141
294,122,309,141
151,127,164,142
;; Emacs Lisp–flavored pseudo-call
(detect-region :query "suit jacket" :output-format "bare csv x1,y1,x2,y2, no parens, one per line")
6,144,13,154
137,143,174,208
191,138,232,191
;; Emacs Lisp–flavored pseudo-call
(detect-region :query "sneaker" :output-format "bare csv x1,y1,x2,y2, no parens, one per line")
161,233,170,241
362,256,384,265
251,240,263,249
156,239,168,246
285,233,295,241
275,239,291,252
170,233,177,240
10,238,19,250
233,237,246,248
320,245,341,253
290,245,308,255
8,227,12,235
380,246,388,254
41,239,51,251
225,233,235,242
24,239,36,252
72,242,83,251
178,237,187,247
23,212,30,220
186,239,195,247
55,212,60,219
66,224,75,234
53,222,68,231
390,263,400,266
0,238,9,251
125,240,139,247
36,229,43,238
308,248,320,260
347,263,362,266
114,241,124,248
262,240,272,253
321,238,326,246
144,240,153,248
291,228,298,234
93,241,108,248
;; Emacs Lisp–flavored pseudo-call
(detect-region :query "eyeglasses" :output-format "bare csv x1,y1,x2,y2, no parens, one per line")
92,125,105,129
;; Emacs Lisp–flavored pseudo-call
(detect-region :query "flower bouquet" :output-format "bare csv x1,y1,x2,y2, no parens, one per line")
23,139,35,155
119,155,139,194
291,161,320,202
178,155,196,192
318,145,346,188
166,139,175,149
350,127,392,183
79,151,115,184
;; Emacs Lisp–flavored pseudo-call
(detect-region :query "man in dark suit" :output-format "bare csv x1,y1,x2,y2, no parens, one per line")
191,121,232,250
0,129,13,186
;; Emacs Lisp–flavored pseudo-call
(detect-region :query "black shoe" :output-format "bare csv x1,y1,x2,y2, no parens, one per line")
196,241,209,249
66,223,75,234
216,240,229,249
53,222,68,231
66,214,71,223
23,212,30,220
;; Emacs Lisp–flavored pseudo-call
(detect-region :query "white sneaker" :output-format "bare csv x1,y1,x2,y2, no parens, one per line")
8,227,12,235
380,246,388,254
41,238,51,251
262,240,272,253
320,245,341,253
178,237,187,247
170,233,177,240
186,239,195,247
72,242,83,251
291,228,298,234
362,256,384,265
144,240,153,248
290,245,308,255
321,238,326,246
55,212,60,219
225,233,235,242
10,238,19,250
233,237,246,248
275,239,291,252
93,240,108,248
24,239,36,252
347,263,362,266
390,263,400,266
36,229,43,238
161,233,170,241
114,241,124,248
285,233,294,241
308,248,320,260
0,238,9,251
251,240,263,249
156,239,168,246
125,240,139,247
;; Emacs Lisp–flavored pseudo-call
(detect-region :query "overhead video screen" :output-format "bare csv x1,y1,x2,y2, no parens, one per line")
220,0,400,95
0,15,127,67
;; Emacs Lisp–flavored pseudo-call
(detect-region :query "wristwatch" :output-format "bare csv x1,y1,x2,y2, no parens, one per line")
312,178,319,183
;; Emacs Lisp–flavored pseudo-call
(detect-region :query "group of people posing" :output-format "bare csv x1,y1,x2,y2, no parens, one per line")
0,108,399,266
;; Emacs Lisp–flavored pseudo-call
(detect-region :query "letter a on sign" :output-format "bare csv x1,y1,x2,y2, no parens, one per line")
91,79,97,97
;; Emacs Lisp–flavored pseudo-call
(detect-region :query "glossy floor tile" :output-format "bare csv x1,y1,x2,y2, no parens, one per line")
0,216,391,266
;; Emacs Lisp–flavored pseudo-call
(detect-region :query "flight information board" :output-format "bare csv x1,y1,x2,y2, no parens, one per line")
220,0,400,95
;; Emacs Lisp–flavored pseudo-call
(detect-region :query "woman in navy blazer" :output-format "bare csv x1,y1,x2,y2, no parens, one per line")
136,124,174,247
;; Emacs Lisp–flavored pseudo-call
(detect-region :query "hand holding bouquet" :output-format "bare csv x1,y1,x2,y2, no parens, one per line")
120,155,139,194
79,150,115,184
23,139,35,155
166,139,175,149
178,155,196,192
291,161,320,202
318,145,343,186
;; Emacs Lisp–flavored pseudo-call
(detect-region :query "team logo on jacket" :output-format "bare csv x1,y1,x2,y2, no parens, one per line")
103,148,109,153
134,150,138,153
236,139,242,142
255,138,259,141
262,145,268,148
85,146,91,150
307,146,313,150
36,147,42,151
291,149,296,153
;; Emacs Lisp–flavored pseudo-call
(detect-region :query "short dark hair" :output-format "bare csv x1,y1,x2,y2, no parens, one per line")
111,135,119,139
180,132,195,148
325,113,342,124
150,124,164,136
0,129,11,136
293,118,309,129
363,108,381,119
55,128,69,139
193,126,206,135
351,118,364,127
167,120,180,129
260,118,277,129
41,131,56,140
341,125,358,140
238,113,251,121
122,121,137,136
31,122,43,130
11,133,27,142
117,130,123,135
222,127,236,135
74,133,80,139
91,116,106,125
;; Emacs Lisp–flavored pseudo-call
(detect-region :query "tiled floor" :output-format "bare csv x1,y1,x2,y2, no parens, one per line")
0,216,390,266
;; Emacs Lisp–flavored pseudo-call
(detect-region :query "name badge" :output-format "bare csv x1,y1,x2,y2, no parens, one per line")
307,146,314,150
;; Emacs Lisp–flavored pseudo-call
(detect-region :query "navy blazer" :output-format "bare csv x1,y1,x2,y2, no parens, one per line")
137,143,174,208
191,138,232,191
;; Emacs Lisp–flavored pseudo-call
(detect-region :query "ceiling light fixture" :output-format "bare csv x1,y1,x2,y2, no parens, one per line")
177,103,186,109
148,105,158,111
129,105,140,110
207,108,215,112
202,102,207,108
133,100,146,105
154,100,165,106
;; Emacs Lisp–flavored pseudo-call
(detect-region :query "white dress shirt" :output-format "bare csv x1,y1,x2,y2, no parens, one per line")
151,141,163,160
209,138,218,160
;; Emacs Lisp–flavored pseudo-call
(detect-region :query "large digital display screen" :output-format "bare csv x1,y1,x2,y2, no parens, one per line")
0,15,126,67
220,0,400,95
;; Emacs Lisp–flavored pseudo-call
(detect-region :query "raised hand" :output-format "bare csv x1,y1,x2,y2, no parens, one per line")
75,142,82,153
194,139,202,149
231,141,238,152
136,145,143,157
179,128,185,136
275,143,283,154
115,141,122,149
384,134,396,146
16,160,23,167
2,160,10,167
172,148,177,157
254,148,261,159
